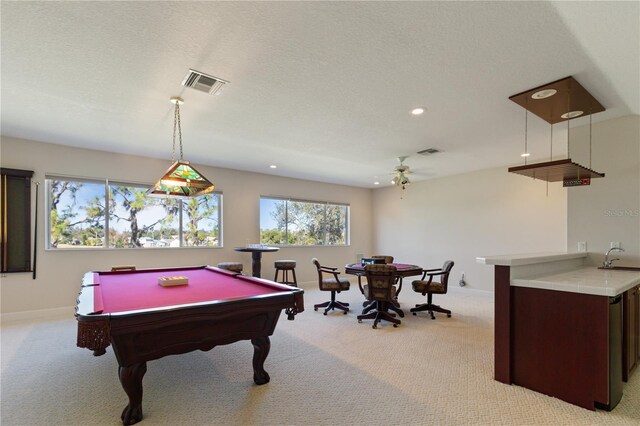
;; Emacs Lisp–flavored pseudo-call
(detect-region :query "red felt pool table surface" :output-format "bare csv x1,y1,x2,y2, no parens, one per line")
90,267,280,314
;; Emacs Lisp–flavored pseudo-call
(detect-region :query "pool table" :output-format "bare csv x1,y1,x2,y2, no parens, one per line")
75,265,304,425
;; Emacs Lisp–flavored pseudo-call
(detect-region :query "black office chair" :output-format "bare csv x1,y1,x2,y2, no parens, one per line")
410,260,455,319
312,258,350,315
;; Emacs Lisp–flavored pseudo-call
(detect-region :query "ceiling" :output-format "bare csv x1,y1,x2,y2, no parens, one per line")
2,1,638,188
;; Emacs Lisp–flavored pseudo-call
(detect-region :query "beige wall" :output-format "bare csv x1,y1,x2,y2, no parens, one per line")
2,114,637,313
372,166,568,291
0,137,373,315
371,114,640,292
567,115,640,266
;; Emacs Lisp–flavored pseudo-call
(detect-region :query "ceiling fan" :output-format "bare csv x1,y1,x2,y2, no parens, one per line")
391,156,411,189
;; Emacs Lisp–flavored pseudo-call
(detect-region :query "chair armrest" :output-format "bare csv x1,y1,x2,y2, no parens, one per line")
321,269,344,285
418,268,442,280
320,266,338,272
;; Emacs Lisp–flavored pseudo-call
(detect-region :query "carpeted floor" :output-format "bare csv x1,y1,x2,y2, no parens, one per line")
1,285,639,425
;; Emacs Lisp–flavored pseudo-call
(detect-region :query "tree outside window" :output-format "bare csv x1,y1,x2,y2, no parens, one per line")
46,177,221,249
260,197,348,246
48,179,105,248
182,195,220,247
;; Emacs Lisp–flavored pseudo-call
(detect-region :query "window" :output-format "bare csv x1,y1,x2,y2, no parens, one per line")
46,176,221,249
260,197,349,246
48,178,105,248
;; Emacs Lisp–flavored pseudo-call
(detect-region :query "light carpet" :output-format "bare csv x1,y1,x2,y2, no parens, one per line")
1,285,639,425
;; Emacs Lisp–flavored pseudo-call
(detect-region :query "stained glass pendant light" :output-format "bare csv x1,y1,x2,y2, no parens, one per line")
147,97,215,198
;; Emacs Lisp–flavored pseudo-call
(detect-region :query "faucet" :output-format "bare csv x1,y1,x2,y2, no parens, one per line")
603,247,624,269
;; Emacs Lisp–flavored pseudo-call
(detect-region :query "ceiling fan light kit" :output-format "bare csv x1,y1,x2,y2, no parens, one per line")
391,156,412,194
507,76,605,186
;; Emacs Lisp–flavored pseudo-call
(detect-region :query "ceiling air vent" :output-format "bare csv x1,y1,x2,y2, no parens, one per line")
181,69,229,95
417,148,440,156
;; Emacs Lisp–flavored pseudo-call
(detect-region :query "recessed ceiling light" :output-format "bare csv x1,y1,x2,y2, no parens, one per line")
531,89,557,100
374,181,380,185
270,165,277,169
411,107,425,115
521,152,531,157
560,111,584,119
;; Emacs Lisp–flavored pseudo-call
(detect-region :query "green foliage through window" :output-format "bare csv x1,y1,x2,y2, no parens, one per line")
46,177,221,249
260,197,348,246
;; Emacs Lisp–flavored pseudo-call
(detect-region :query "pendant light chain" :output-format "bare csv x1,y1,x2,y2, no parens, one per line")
566,90,571,158
567,118,570,158
589,111,592,168
524,109,528,165
172,101,184,162
171,103,177,163
547,123,553,197
550,123,553,160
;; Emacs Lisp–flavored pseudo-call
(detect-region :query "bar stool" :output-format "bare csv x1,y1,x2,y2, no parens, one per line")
274,260,298,287
217,262,243,273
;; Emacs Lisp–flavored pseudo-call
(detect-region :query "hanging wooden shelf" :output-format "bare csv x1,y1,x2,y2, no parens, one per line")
508,76,606,183
508,159,605,182
509,76,605,124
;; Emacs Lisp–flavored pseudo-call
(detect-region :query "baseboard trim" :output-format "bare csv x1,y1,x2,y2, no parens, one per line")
1,306,74,324
449,286,493,295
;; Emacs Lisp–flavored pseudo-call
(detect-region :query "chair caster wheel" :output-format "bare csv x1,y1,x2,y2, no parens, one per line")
358,319,362,323
323,312,327,316
393,324,398,328
447,314,451,318
372,325,377,329
314,307,318,311
412,312,416,316
431,317,435,320
343,311,347,315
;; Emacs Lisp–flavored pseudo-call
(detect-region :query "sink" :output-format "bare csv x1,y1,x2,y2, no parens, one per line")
598,266,640,271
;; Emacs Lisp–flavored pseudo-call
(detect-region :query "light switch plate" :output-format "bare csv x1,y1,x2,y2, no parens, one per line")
610,242,621,249
577,242,587,252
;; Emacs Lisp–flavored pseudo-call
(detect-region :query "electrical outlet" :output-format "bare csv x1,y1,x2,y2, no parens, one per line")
610,242,621,249
577,242,587,252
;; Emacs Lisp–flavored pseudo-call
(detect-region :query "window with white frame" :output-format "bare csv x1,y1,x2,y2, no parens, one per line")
259,197,349,246
46,176,221,249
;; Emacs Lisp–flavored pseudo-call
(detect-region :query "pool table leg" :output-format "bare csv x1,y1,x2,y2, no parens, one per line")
251,336,271,385
119,362,147,425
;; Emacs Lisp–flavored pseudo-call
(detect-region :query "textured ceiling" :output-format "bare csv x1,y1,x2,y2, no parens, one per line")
1,1,638,187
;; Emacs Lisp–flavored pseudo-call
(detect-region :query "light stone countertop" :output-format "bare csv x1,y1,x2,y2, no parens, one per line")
476,252,588,266
511,266,640,297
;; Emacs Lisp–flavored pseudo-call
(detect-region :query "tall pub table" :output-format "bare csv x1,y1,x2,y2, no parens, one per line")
234,245,280,278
